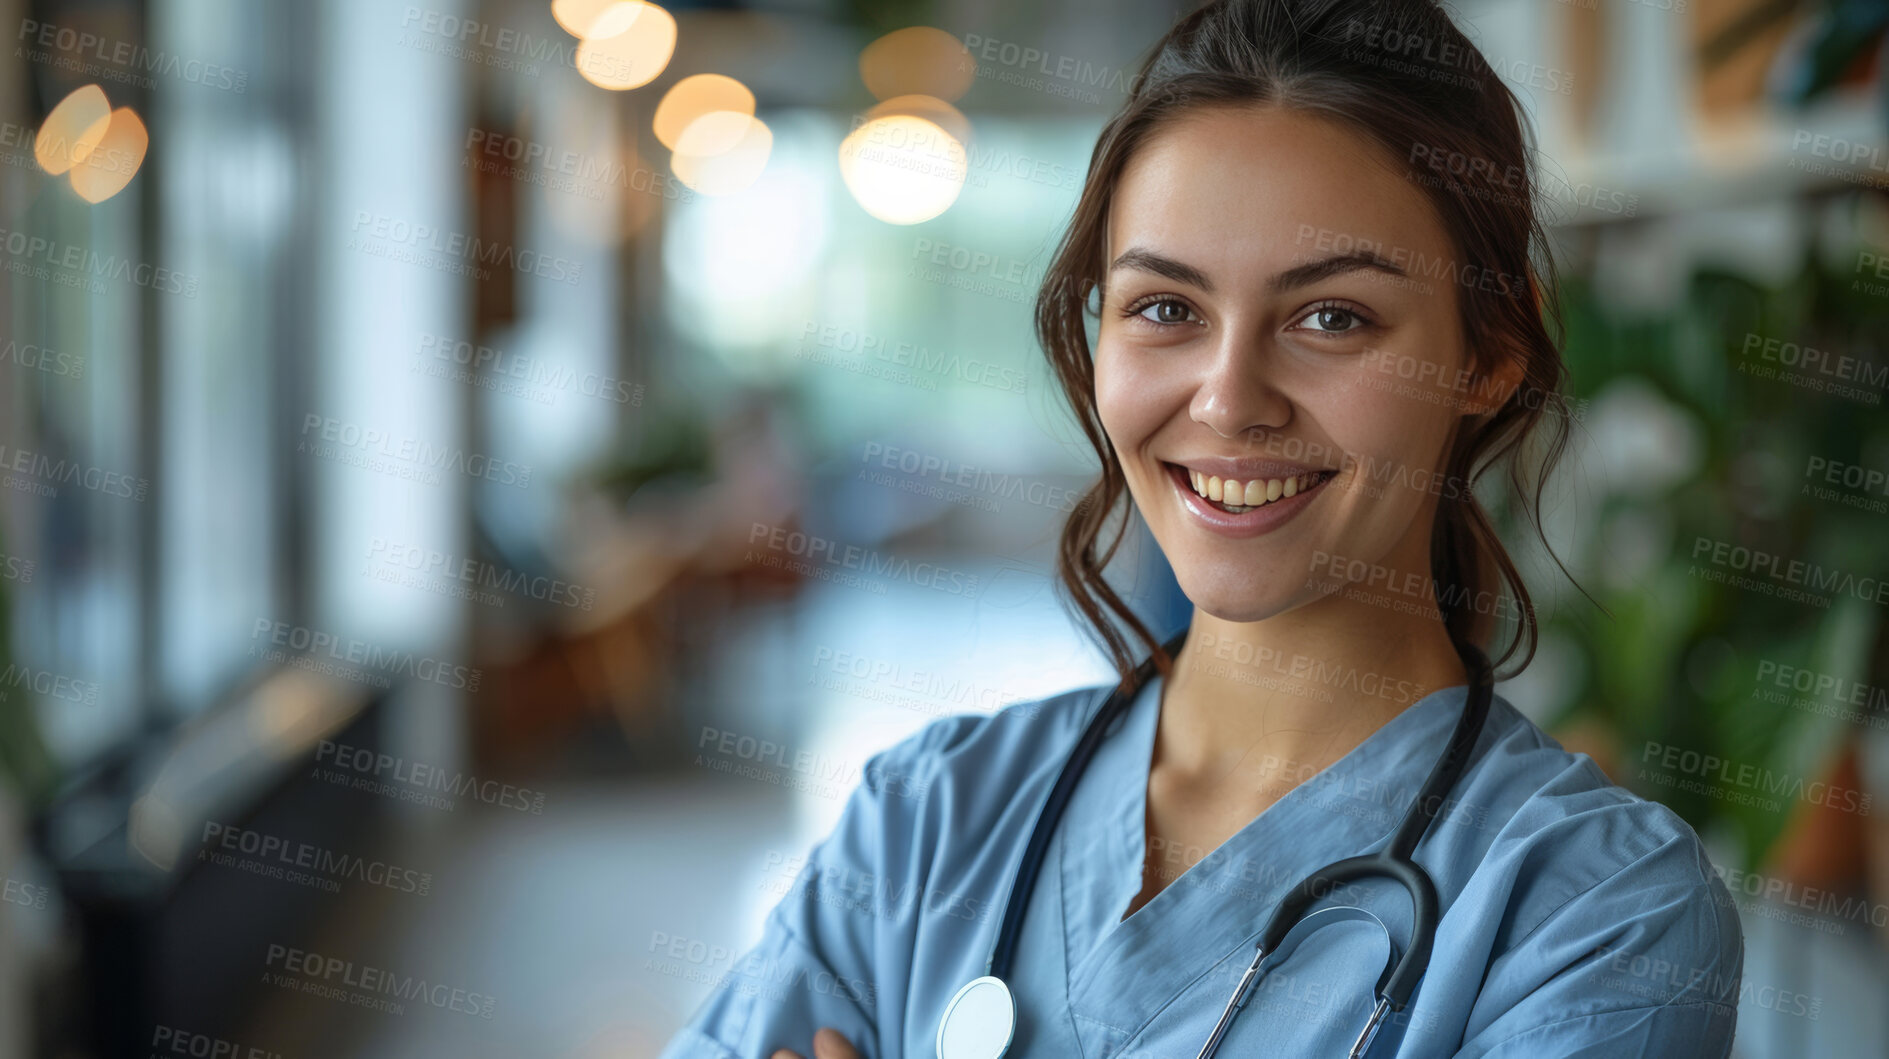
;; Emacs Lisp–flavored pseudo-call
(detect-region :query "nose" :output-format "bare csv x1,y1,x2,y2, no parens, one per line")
1188,332,1291,440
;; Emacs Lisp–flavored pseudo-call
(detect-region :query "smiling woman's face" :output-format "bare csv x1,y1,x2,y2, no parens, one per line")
1096,104,1486,624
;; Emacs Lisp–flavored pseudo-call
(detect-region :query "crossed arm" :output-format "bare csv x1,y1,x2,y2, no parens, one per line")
770,1027,862,1059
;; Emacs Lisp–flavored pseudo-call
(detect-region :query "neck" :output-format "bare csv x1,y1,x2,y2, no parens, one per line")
1154,595,1468,812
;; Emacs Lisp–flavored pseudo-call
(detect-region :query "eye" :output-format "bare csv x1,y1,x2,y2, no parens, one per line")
1121,296,1201,328
1290,302,1373,335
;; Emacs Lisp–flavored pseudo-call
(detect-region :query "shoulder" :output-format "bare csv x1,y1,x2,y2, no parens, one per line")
792,683,1112,923
1467,696,1730,915
1454,697,1744,1033
855,682,1112,802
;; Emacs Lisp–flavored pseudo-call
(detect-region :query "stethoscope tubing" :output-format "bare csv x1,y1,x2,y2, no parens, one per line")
985,622,1495,1025
985,628,1180,979
1255,638,1492,1011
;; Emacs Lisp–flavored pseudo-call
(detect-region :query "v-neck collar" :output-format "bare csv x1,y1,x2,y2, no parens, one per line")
1056,673,1478,1049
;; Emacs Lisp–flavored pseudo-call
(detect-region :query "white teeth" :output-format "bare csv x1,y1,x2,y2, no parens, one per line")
1183,469,1322,511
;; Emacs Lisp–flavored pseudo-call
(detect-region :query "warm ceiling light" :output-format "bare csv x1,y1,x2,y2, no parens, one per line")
838,96,971,225
34,84,112,175
654,74,755,151
550,0,619,36
574,2,676,91
668,109,752,158
69,106,149,203
671,113,771,196
859,27,976,103
860,94,971,148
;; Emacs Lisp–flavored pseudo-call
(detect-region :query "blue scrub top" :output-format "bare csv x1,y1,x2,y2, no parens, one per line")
660,674,1744,1058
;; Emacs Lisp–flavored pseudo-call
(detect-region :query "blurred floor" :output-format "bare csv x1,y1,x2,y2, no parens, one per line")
235,550,1116,1056
242,772,796,1059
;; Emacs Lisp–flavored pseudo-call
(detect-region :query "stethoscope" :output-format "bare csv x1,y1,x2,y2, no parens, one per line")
936,623,1495,1059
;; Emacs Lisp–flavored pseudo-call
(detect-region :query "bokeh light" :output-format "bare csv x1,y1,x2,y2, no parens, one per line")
859,26,976,103
837,96,970,225
574,1,676,91
671,113,771,196
33,84,111,175
550,0,619,37
69,106,149,203
653,74,755,151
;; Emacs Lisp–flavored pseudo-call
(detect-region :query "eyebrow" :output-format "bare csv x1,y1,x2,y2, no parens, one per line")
1107,246,1410,294
1272,250,1409,292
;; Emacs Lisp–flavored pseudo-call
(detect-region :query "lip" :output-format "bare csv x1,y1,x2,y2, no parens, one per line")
1163,461,1334,539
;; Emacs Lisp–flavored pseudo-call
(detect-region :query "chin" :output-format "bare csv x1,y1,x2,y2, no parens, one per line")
1170,570,1297,625
1194,598,1296,625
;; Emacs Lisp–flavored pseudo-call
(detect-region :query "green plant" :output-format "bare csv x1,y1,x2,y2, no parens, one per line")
1538,240,1888,866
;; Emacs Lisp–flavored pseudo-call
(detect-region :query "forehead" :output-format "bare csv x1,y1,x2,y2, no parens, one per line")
1106,105,1449,281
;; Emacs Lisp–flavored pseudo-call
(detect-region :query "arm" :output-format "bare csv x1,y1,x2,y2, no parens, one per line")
658,916,879,1059
1475,1002,1737,1059
660,718,965,1059
1453,830,1745,1058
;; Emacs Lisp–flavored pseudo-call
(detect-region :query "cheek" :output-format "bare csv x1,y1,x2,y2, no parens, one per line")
1092,345,1137,452
1338,389,1438,454
1094,343,1178,457
1325,374,1459,522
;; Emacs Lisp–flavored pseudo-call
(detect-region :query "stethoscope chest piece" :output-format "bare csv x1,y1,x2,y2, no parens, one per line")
936,976,1016,1059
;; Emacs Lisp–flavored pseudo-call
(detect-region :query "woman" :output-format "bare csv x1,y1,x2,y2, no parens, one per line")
663,0,1743,1055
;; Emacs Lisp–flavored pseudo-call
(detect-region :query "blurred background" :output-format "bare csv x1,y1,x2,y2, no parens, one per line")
0,0,1886,1055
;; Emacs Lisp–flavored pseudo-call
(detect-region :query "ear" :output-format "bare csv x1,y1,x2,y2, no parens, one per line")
1459,347,1526,418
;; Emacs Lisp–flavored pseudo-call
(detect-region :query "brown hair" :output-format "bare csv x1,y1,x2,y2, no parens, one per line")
1034,0,1579,687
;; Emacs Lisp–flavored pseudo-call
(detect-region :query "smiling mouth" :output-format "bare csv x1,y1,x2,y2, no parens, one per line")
1166,463,1338,514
